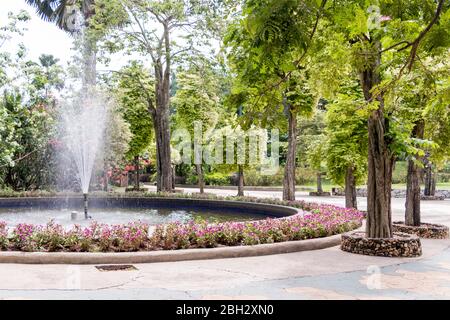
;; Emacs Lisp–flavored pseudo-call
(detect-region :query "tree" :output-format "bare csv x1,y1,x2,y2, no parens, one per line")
0,11,30,177
115,61,154,190
23,54,65,104
387,51,450,226
224,0,326,200
322,0,450,238
172,67,220,194
299,109,327,194
306,133,327,194
0,94,19,180
96,0,220,192
1,91,58,190
0,12,64,190
100,101,131,191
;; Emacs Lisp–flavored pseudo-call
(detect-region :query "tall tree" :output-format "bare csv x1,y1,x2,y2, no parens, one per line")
224,0,325,200
0,11,31,177
387,51,450,226
332,0,449,237
172,66,221,194
115,61,154,190
95,0,220,192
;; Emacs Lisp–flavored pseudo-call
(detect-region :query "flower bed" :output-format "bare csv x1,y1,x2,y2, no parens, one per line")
0,203,363,253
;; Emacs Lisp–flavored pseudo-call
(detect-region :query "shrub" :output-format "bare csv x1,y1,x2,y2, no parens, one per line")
204,172,230,186
10,223,39,252
33,221,67,252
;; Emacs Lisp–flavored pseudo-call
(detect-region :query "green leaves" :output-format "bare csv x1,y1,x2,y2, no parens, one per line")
324,81,368,186
115,61,154,159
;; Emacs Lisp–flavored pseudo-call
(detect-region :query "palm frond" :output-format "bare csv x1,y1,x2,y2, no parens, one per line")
25,0,60,23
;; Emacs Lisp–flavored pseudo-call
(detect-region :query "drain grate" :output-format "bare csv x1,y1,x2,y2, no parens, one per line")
95,265,138,272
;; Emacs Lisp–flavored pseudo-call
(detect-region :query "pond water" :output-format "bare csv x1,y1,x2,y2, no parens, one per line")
0,207,267,228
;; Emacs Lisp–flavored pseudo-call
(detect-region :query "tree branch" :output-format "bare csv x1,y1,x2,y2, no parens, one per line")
249,0,328,109
401,0,446,71
0,150,38,168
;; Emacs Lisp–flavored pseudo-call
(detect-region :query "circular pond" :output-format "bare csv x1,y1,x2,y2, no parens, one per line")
0,196,298,228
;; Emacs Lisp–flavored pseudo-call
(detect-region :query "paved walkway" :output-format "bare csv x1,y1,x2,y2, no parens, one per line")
0,187,449,300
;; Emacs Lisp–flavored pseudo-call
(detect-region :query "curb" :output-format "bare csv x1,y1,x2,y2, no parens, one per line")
0,234,342,264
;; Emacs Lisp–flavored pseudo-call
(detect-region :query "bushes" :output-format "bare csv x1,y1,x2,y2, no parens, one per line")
0,203,363,252
204,172,230,186
244,168,284,186
240,167,330,186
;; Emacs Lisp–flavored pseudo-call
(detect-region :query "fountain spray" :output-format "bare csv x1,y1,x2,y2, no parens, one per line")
59,11,107,220
61,91,107,221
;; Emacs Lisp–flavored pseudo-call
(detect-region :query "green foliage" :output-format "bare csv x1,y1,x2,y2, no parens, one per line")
324,82,368,186
204,172,230,186
297,110,326,167
306,134,327,172
224,0,321,132
0,93,20,171
25,0,94,32
0,91,57,190
172,68,220,134
102,102,132,170
0,11,63,190
115,61,154,159
0,11,30,88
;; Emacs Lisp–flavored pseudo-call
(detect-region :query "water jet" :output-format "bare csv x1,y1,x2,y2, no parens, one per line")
61,90,108,219
83,193,90,219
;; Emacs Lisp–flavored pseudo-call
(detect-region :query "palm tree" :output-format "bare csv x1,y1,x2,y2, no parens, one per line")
25,0,96,87
25,0,95,30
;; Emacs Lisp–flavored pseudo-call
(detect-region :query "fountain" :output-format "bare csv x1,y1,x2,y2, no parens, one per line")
61,90,108,219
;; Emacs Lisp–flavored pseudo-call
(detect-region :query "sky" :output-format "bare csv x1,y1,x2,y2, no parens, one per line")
1,0,74,66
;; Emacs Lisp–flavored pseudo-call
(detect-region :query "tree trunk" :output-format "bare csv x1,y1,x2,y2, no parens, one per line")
172,165,176,190
103,160,109,192
82,36,97,89
237,164,244,197
361,40,394,239
423,154,436,196
151,23,173,193
196,164,204,194
153,110,173,192
345,166,357,209
283,106,297,201
316,172,323,193
81,8,97,89
405,120,425,226
134,155,140,191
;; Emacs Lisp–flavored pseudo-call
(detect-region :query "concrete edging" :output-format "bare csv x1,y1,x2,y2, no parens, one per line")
0,233,342,264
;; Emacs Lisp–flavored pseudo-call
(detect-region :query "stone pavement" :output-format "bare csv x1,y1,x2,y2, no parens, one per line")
0,187,449,300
